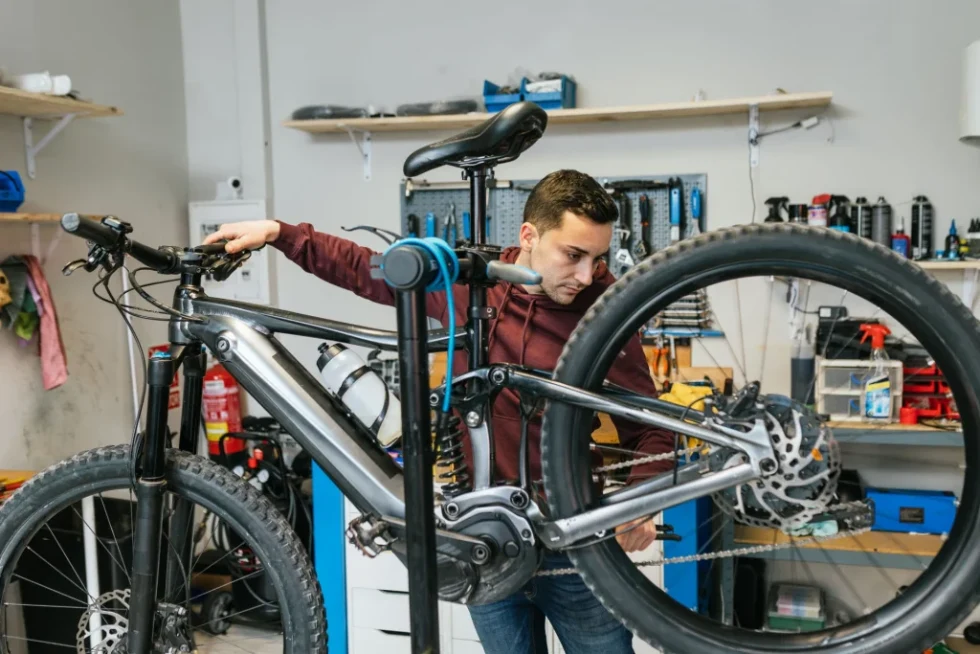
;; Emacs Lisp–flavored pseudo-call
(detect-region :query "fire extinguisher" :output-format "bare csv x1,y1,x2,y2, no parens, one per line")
203,361,245,457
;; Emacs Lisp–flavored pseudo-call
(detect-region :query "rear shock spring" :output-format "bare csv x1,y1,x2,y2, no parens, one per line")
435,411,471,498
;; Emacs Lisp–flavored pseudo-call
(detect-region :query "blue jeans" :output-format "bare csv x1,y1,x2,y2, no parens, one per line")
467,553,634,654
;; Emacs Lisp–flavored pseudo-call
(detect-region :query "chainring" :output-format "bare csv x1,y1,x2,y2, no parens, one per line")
711,395,841,530
76,589,130,654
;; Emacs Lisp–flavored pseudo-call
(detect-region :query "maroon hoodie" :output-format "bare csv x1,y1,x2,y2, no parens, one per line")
272,221,675,486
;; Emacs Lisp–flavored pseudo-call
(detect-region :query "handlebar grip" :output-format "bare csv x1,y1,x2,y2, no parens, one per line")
487,260,542,286
61,213,123,248
62,212,176,272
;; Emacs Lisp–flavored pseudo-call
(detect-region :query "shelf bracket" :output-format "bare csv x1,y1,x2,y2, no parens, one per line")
748,104,760,168
342,126,372,181
23,114,77,179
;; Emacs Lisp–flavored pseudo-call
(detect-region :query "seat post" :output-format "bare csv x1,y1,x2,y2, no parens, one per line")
468,166,489,245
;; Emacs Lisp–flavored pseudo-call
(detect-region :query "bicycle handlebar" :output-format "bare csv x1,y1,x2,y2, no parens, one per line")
61,213,178,272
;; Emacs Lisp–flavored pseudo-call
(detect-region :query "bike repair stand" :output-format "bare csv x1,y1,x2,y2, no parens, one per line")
383,165,495,654
388,251,442,653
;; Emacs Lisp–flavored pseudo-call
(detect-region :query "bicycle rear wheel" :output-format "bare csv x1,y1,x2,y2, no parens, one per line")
0,446,325,653
541,224,980,654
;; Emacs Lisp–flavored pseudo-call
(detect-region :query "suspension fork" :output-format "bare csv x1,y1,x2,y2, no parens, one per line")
164,345,206,602
128,352,174,652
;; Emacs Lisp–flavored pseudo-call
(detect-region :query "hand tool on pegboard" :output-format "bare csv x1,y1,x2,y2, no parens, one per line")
669,178,684,243
406,213,420,237
425,212,437,238
603,179,670,192
634,194,653,260
691,187,702,236
612,192,636,275
443,202,458,244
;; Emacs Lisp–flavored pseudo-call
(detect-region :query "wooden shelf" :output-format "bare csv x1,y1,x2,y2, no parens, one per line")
735,524,942,570
0,213,64,223
284,91,833,134
916,260,980,270
0,85,121,118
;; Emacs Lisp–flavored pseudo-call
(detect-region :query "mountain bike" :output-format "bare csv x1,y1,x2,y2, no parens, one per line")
2,101,980,654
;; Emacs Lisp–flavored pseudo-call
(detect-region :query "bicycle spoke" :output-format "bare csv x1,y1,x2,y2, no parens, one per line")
733,280,749,386
757,277,775,387
22,546,93,600
41,521,89,599
11,574,87,606
69,505,131,585
2,634,77,649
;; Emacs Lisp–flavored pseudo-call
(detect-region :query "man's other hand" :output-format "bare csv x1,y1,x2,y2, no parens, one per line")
202,220,281,254
615,518,658,553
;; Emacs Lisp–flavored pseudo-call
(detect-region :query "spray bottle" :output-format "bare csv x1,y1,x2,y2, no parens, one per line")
859,323,893,421
764,197,788,223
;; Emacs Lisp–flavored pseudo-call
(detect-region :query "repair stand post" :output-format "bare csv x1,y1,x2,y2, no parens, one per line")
396,287,440,654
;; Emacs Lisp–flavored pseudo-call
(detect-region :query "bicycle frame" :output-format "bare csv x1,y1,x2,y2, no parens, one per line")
167,290,770,549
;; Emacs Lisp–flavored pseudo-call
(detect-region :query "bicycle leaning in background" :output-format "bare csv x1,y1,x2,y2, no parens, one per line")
2,102,980,654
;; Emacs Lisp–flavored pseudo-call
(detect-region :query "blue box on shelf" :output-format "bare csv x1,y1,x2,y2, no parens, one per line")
483,80,522,113
866,487,956,535
0,171,25,212
521,75,576,110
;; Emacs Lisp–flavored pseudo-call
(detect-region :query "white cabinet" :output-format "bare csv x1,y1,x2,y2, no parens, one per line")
344,499,664,653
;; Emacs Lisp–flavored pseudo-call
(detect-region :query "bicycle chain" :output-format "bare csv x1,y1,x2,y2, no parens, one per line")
536,498,872,577
592,446,702,473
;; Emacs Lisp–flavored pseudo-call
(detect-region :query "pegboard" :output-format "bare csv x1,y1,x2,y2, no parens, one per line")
399,173,707,269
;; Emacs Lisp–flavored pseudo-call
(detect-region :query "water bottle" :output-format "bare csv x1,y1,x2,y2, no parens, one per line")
317,343,402,447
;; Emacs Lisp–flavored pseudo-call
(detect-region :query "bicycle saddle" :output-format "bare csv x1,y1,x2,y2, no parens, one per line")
403,101,548,177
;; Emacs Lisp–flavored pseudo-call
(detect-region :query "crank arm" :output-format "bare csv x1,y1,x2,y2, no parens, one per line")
383,515,491,566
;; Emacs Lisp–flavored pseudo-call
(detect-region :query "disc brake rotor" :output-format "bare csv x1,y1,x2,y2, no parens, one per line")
711,394,841,530
76,589,130,654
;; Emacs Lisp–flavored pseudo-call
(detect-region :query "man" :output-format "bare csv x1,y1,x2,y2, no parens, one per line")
204,169,674,654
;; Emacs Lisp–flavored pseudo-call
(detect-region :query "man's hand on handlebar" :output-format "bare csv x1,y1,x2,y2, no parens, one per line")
202,220,280,254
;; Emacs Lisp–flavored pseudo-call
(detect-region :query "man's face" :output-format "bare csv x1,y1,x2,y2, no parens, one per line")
519,211,612,305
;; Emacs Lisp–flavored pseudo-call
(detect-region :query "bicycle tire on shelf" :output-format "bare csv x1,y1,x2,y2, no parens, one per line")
0,445,326,653
541,224,980,654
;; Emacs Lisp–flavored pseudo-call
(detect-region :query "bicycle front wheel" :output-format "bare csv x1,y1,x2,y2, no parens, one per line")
0,446,325,653
541,224,980,654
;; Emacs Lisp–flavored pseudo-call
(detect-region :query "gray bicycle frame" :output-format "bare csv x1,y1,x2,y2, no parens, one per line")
176,292,771,550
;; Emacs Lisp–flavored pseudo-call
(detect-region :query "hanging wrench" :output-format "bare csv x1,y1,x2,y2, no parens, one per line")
613,193,635,275
633,194,652,260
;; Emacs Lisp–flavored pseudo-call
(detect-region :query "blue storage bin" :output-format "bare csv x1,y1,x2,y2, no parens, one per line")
483,80,522,113
0,171,25,212
866,487,956,535
521,75,576,110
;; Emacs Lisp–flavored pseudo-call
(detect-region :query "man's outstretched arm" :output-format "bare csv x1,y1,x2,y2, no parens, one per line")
203,219,448,318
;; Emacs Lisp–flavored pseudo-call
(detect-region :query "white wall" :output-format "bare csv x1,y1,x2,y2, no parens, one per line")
257,0,980,639
179,0,273,204
263,0,980,363
0,0,188,469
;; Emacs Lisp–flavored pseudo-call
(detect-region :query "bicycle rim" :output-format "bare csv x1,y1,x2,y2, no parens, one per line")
541,225,980,653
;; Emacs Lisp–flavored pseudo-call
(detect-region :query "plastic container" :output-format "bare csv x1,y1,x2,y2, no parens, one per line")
317,343,402,447
808,194,831,228
865,488,956,534
0,170,25,212
815,358,904,422
483,80,522,113
521,75,576,110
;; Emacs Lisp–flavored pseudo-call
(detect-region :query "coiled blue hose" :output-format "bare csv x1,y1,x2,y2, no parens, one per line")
383,237,459,412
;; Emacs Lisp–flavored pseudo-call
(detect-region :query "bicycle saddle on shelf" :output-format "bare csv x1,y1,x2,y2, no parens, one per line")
403,101,548,177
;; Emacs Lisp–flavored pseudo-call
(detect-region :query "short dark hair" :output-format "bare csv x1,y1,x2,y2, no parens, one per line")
523,169,617,233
